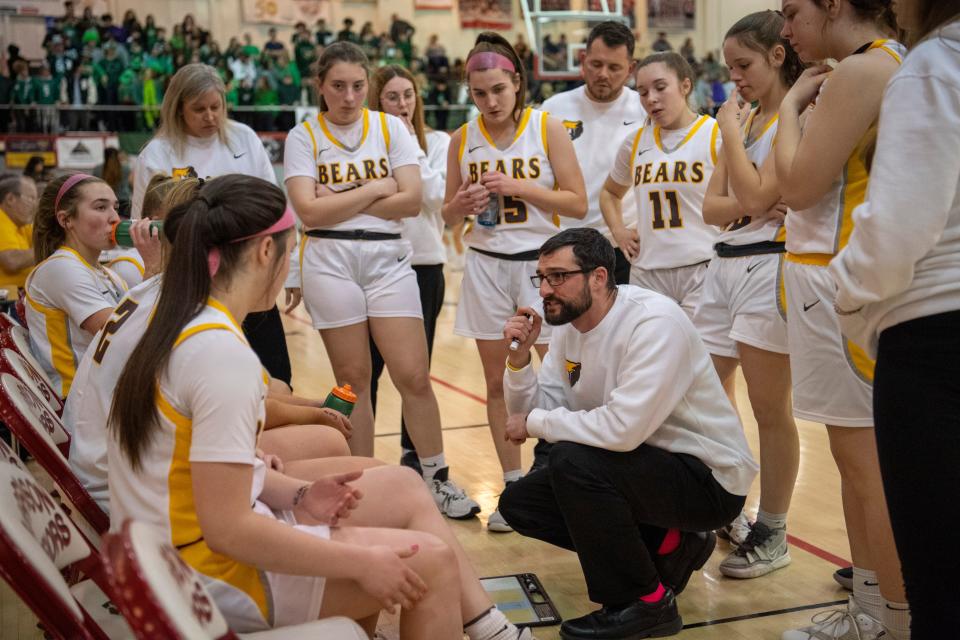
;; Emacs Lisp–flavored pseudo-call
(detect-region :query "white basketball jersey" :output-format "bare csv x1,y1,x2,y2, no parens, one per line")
624,115,721,269
786,39,906,262
64,276,161,508
716,110,786,246
458,108,561,254
287,108,417,234
25,247,127,396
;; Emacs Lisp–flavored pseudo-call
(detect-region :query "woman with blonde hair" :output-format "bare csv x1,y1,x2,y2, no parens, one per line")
131,62,295,387
366,64,450,472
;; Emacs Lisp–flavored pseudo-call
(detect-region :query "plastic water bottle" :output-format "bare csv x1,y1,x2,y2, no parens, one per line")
111,220,163,248
476,192,500,228
322,384,357,416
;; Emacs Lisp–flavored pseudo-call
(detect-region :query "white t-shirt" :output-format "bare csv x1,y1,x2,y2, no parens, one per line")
504,285,758,496
405,129,450,265
283,108,421,234
131,120,277,219
64,276,161,510
609,115,721,269
108,299,272,624
25,247,127,396
541,85,646,236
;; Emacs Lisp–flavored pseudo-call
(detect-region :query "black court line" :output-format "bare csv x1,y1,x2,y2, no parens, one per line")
375,423,489,438
682,599,847,629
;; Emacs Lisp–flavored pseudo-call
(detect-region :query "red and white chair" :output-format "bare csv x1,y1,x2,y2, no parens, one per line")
0,347,65,415
0,322,49,388
0,372,109,535
0,455,132,639
103,519,367,639
0,311,20,331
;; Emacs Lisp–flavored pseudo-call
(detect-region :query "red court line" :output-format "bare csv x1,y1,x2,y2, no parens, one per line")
285,310,851,568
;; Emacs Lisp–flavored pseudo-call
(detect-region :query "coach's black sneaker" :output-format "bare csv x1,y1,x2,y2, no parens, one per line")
653,531,716,595
559,589,682,639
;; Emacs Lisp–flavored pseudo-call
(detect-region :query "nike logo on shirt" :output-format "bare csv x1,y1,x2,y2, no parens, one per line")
233,152,246,159
746,261,761,274
623,120,636,126
468,145,483,153
637,148,652,157
803,299,821,312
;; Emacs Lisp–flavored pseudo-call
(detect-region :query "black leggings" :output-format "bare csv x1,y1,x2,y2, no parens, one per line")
369,264,445,451
242,305,292,387
873,309,960,638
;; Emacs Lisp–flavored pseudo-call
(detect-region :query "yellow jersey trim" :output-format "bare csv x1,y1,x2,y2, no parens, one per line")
302,120,318,161
174,323,240,349
478,107,532,149
24,291,74,396
318,108,369,151
628,127,646,177
654,114,709,153
870,39,903,64
106,256,145,276
786,251,833,267
709,121,720,165
457,124,468,163
379,111,391,152
540,111,550,156
206,298,243,333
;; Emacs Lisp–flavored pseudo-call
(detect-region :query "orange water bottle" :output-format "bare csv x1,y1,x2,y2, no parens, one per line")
322,384,357,416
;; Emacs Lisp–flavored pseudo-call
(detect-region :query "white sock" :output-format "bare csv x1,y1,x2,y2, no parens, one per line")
852,567,882,620
757,509,787,530
503,469,523,484
881,599,911,640
419,453,446,481
463,606,521,640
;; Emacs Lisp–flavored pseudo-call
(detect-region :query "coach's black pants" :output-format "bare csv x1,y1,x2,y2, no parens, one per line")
370,264,445,450
243,305,292,387
499,441,743,605
873,309,960,638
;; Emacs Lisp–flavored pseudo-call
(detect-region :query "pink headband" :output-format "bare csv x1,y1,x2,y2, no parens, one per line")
466,52,516,74
208,207,297,277
54,173,95,213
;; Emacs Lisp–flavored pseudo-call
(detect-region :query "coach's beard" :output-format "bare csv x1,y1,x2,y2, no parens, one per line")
543,284,592,326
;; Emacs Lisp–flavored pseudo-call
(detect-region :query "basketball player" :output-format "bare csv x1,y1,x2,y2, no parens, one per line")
600,52,721,327
285,42,479,519
441,32,586,532
695,10,804,579
540,20,645,285
774,0,909,637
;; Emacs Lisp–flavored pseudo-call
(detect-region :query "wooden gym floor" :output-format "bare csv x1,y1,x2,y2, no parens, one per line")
1,265,855,639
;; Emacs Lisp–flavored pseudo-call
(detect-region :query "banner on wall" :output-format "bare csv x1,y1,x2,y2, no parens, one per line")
241,0,332,25
55,135,120,169
5,135,56,168
416,0,453,8
459,0,512,29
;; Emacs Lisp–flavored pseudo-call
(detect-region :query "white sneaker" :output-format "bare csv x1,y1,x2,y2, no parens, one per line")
719,521,791,578
782,597,887,639
427,468,480,519
717,511,752,547
487,509,514,533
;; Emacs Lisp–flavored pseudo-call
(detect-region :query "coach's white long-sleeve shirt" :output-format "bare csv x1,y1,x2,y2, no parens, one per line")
504,285,758,496
830,21,960,357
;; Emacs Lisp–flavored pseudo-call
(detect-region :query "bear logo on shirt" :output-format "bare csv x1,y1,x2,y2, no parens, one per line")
562,120,584,141
565,360,581,387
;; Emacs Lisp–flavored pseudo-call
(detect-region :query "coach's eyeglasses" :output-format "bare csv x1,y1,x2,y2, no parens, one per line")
530,268,594,288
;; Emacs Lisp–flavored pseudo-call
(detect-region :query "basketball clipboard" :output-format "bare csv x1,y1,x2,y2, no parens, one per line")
480,572,562,627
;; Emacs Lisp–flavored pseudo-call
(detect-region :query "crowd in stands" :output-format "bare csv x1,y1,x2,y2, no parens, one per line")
0,1,734,135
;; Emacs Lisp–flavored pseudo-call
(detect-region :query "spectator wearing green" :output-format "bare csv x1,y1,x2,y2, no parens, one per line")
143,15,159,51
294,33,316,78
276,72,299,131
241,33,260,58
142,67,161,129
254,76,278,131
11,61,34,133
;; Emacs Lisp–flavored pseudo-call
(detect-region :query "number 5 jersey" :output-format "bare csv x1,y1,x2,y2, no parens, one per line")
457,107,561,254
609,114,722,270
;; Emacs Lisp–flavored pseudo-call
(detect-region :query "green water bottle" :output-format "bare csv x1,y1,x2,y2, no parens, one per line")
111,220,164,248
323,384,357,416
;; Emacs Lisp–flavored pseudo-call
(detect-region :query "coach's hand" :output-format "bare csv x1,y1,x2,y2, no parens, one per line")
505,413,530,445
504,306,541,368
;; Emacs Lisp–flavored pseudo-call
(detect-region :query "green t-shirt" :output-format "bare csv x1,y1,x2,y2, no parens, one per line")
31,77,59,104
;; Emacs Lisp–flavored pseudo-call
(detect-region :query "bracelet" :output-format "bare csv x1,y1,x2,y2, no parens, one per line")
833,301,863,316
505,358,527,372
292,484,310,507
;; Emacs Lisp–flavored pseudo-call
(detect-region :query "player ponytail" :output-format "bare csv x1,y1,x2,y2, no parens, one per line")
466,32,527,123
109,175,290,471
33,173,107,263
725,10,805,88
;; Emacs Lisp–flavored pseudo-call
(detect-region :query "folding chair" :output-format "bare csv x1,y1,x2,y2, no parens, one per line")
0,322,48,385
0,456,132,639
0,372,109,535
0,311,20,330
0,347,65,415
103,519,367,639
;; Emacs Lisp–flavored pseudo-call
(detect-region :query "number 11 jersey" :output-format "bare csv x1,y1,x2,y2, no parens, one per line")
610,114,721,270
458,107,560,254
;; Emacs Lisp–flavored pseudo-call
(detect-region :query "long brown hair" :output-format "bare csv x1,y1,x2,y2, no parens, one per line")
101,148,122,192
368,65,427,152
315,42,370,112
726,11,805,87
109,175,290,470
904,2,960,45
812,0,898,34
33,173,107,263
465,32,527,122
